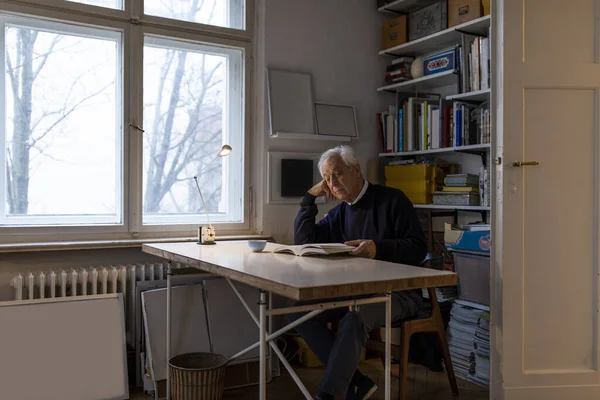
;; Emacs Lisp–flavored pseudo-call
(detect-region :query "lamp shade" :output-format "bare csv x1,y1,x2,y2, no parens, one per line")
217,145,232,157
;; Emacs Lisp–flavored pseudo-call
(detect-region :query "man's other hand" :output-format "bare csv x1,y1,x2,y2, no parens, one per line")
308,180,334,200
345,240,376,259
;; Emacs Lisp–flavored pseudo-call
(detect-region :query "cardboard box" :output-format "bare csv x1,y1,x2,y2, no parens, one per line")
382,15,408,50
448,0,483,27
444,223,491,253
408,1,448,41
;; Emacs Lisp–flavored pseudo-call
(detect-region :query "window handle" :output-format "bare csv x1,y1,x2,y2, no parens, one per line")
129,123,145,133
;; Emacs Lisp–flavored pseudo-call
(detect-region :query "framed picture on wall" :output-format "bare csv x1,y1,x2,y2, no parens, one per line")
267,151,325,204
314,102,359,139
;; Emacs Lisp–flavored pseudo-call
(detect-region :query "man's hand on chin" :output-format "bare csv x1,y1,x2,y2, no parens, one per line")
345,239,376,259
308,180,334,201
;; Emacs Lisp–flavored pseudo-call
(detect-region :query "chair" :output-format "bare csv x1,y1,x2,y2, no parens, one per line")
364,253,458,400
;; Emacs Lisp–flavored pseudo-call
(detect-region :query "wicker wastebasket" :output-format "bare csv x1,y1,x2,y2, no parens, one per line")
168,352,228,400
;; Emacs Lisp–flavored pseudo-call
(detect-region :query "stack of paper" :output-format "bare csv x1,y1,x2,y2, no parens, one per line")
446,299,490,382
422,286,458,302
467,311,490,387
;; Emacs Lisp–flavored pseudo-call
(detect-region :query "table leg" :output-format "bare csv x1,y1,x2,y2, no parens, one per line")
259,290,267,400
166,262,172,400
385,292,392,400
226,280,312,399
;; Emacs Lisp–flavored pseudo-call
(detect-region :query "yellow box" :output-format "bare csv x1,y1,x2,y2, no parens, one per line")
384,164,458,204
482,0,491,16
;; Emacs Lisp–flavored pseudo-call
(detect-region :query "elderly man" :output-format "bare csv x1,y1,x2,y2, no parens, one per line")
292,145,428,400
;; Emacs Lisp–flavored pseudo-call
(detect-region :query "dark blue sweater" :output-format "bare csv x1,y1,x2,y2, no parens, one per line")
294,183,428,266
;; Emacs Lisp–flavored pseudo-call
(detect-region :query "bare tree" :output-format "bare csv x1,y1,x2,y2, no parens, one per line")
6,29,111,215
5,0,227,217
143,0,226,214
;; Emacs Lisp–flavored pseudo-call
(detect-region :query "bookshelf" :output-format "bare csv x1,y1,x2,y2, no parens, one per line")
376,3,492,216
447,89,490,102
379,15,491,57
414,204,490,211
377,0,439,14
377,70,457,92
379,143,490,158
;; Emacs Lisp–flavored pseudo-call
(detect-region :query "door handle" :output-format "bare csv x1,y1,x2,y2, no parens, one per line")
512,161,539,167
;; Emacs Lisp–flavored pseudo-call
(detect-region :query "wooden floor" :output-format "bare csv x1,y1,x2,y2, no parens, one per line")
131,359,488,400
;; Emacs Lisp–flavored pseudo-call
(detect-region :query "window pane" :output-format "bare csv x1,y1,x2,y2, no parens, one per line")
143,37,243,225
66,0,123,10
2,18,122,226
144,0,245,30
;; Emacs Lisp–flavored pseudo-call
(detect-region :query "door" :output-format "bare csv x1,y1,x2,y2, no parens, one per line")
493,0,600,399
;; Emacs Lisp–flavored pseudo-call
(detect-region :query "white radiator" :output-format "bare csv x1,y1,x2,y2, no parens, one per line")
9,262,188,348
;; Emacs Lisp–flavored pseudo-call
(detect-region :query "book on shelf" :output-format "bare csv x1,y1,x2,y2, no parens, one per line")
377,97,490,153
383,56,414,84
479,166,490,207
264,243,355,257
457,32,491,94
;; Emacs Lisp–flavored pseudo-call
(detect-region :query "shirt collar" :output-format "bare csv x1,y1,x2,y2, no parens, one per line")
346,180,369,206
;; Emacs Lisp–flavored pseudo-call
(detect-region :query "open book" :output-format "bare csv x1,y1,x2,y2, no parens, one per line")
265,243,355,257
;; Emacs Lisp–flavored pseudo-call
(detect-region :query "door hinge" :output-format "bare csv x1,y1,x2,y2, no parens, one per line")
495,157,502,165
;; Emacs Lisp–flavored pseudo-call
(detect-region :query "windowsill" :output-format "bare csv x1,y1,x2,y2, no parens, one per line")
0,234,275,253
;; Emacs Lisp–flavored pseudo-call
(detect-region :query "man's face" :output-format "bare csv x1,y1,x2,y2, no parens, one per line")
320,155,362,202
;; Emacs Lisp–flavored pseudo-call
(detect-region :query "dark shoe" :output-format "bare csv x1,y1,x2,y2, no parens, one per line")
347,376,378,400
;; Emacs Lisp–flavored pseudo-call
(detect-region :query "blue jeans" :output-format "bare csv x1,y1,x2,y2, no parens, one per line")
288,291,422,397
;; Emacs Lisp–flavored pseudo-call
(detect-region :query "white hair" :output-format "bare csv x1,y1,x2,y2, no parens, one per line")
318,145,361,175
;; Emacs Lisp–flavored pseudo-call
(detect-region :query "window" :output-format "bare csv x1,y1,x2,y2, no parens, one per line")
0,0,250,239
142,37,244,225
66,0,123,10
1,17,122,226
144,0,245,30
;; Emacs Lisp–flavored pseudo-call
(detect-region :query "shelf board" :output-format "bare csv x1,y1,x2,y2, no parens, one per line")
379,143,491,157
378,0,439,14
271,132,352,142
414,204,491,211
446,89,491,102
379,15,491,57
377,70,457,93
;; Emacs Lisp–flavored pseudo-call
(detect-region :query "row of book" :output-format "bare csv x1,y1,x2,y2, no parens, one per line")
446,300,490,387
458,34,491,94
377,99,490,154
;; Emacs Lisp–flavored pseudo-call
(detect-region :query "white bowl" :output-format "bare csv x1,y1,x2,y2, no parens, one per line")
248,240,267,252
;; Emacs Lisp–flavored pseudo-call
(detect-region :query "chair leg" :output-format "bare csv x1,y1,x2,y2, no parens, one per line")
398,326,411,400
437,328,459,396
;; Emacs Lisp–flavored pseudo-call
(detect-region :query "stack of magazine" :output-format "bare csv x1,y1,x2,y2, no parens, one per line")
446,299,490,385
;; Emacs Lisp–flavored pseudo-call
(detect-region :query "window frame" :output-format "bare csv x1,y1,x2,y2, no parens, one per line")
0,14,125,227
0,0,253,243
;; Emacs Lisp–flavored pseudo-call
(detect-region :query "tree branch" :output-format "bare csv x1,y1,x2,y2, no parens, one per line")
30,81,113,147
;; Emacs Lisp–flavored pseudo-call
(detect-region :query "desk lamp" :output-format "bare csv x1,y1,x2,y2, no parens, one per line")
193,144,232,245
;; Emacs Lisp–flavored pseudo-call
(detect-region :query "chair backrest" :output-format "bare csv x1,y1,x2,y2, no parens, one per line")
421,252,444,271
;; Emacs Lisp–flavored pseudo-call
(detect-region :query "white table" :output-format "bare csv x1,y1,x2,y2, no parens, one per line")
142,241,457,400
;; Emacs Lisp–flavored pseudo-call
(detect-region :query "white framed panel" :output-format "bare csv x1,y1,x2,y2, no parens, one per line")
0,294,128,400
267,68,315,136
314,102,358,139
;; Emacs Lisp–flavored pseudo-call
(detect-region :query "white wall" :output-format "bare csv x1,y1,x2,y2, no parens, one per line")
252,0,391,244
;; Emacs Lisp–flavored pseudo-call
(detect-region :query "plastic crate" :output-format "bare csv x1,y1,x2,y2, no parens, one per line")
454,252,490,306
